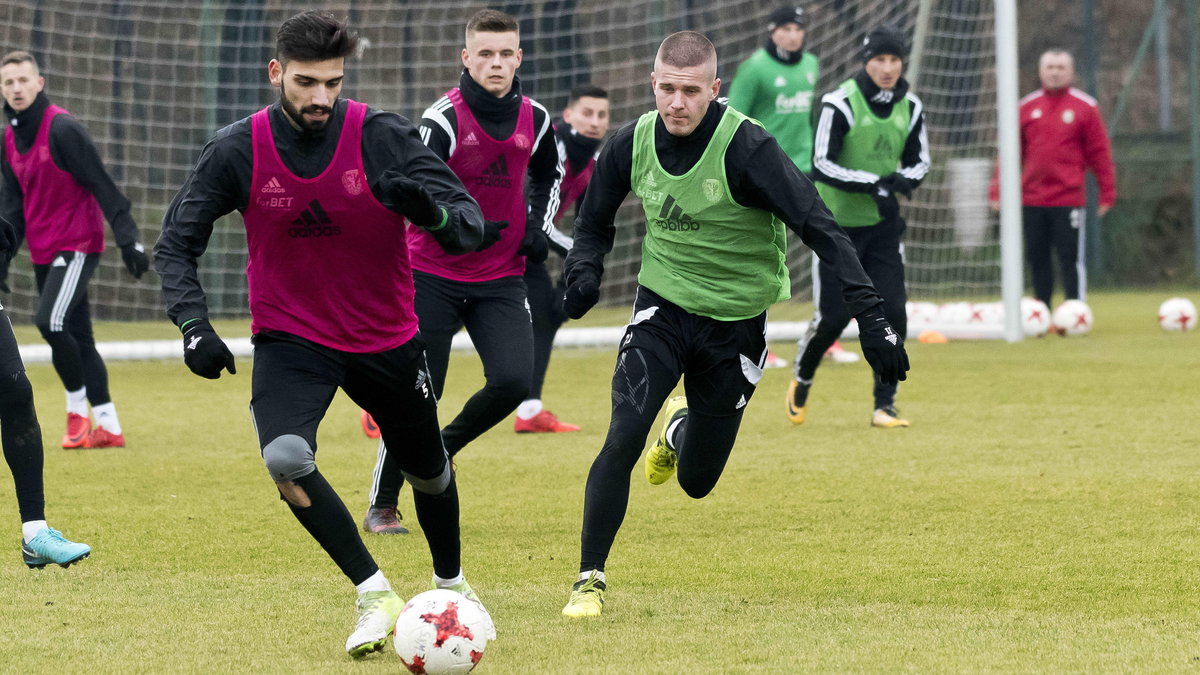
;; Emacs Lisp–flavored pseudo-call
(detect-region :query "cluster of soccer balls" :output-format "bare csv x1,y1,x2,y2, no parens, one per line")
393,589,494,674
906,297,1197,338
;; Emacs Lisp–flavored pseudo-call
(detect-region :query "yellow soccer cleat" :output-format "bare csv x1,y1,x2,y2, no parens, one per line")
561,572,606,618
785,379,810,425
645,396,687,485
871,407,911,428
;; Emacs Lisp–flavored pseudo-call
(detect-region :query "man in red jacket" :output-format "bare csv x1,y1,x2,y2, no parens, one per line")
989,48,1116,313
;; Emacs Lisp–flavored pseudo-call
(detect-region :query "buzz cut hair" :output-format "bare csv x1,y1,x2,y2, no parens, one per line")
568,84,608,105
655,31,717,70
1,50,38,71
466,8,520,40
275,10,359,65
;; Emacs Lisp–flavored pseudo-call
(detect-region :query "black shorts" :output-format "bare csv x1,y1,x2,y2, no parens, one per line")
249,331,445,477
620,286,768,417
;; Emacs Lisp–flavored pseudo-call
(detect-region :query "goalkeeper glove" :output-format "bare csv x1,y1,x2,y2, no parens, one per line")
121,243,149,279
562,274,600,320
181,318,236,379
856,305,909,386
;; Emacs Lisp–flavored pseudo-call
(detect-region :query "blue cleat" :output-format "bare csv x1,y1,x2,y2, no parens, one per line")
22,528,91,569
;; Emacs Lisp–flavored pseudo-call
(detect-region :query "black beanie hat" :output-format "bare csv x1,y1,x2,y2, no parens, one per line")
767,6,808,31
860,25,909,62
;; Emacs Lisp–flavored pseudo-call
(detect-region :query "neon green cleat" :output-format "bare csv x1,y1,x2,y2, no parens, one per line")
435,577,496,640
561,572,606,618
645,396,687,485
345,590,402,658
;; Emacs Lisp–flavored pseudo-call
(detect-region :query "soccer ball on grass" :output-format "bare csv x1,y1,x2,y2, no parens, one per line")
1157,297,1196,332
393,589,493,674
1051,300,1093,337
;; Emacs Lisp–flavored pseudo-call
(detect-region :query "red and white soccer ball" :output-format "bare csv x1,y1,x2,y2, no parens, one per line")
1157,297,1197,332
1052,300,1093,337
394,589,493,674
1019,297,1052,337
906,301,939,330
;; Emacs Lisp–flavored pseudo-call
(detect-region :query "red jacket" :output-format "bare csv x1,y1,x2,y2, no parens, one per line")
989,87,1116,208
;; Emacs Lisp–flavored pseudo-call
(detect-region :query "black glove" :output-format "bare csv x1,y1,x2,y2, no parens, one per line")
181,319,236,379
518,228,548,264
878,172,915,198
474,220,508,252
871,185,900,224
385,173,442,229
562,274,600,320
121,243,149,279
856,305,909,387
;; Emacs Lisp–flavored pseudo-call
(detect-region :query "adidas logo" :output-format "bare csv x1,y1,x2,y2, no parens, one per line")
652,195,700,232
288,199,342,238
870,135,895,159
462,131,479,146
475,155,513,188
735,395,747,410
261,176,287,194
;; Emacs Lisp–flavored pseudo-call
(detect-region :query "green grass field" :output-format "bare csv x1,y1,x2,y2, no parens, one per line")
2,290,1199,673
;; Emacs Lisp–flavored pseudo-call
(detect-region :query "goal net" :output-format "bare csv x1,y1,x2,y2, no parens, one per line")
0,0,1000,326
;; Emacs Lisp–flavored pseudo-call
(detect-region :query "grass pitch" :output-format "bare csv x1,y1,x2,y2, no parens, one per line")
2,289,1199,673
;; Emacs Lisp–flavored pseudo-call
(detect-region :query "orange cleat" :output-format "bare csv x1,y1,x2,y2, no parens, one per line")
514,410,581,433
62,413,91,449
360,410,380,439
88,426,126,448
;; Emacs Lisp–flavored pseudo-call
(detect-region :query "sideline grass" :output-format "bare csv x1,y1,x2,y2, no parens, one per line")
2,289,1199,672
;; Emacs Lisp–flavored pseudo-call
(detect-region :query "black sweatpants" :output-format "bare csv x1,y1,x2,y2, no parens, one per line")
578,286,768,573
795,217,907,411
250,332,460,583
1023,206,1085,308
0,306,45,524
524,260,567,401
33,251,110,404
368,271,532,509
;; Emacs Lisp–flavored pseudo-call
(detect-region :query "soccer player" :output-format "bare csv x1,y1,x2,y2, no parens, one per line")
154,11,493,657
0,215,91,569
728,6,859,366
0,50,150,449
788,25,930,429
558,31,908,618
362,8,563,533
514,84,610,434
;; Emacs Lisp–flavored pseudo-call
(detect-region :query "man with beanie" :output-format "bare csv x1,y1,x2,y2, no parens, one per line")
987,48,1115,315
787,24,930,429
729,6,859,366
0,50,150,449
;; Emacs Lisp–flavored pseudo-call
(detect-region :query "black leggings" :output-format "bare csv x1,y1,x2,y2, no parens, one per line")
524,260,567,401
0,308,45,523
33,252,110,403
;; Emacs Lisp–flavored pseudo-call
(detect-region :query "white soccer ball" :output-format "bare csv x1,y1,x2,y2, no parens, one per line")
936,301,973,326
1052,299,1093,336
1019,298,1052,337
393,589,493,674
1158,297,1197,332
906,301,939,329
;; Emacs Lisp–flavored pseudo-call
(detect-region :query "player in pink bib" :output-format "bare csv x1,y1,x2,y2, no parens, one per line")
362,9,564,534
154,11,493,658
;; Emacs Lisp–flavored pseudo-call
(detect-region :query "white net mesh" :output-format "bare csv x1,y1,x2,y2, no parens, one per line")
0,0,1000,324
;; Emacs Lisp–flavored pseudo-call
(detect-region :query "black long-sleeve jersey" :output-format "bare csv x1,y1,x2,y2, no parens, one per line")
812,71,931,193
419,71,562,240
565,101,884,318
155,99,484,326
1,92,140,249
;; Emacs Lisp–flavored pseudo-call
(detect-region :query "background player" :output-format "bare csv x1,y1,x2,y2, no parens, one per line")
788,25,930,429
154,10,491,657
558,30,908,618
0,50,150,449
362,8,563,534
514,83,610,434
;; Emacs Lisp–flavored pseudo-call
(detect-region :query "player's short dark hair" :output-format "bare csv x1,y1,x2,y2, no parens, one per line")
466,9,520,38
568,84,608,105
1,50,38,71
655,31,716,70
1040,48,1074,60
276,10,359,65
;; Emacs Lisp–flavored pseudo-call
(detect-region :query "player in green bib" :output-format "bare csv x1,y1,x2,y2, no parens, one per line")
558,30,909,618
788,25,931,429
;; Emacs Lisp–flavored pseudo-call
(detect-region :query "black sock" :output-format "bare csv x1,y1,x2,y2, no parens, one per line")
287,469,378,585
412,475,461,579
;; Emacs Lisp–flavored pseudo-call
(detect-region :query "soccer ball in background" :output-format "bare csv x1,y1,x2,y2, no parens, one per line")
1020,297,1052,337
1052,300,1093,336
393,589,493,674
906,301,940,330
1157,297,1197,332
